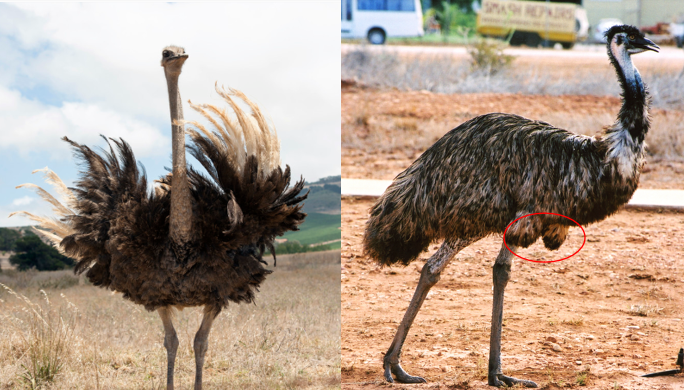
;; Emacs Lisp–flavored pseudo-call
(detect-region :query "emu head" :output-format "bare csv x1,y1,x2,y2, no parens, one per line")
160,45,188,76
605,25,659,57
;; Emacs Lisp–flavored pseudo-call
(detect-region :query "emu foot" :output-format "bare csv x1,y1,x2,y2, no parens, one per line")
383,361,427,384
488,373,538,388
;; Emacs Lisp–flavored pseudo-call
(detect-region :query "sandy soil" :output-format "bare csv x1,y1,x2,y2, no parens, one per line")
0,252,14,271
341,57,684,389
342,87,684,189
342,198,684,389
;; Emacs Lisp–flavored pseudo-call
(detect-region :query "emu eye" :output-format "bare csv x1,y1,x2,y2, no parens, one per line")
162,50,170,58
628,34,635,40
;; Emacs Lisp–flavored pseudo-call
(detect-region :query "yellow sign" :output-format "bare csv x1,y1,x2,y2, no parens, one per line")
479,0,576,34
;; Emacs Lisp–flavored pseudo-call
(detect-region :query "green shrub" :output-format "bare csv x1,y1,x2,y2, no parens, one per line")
0,227,21,251
468,38,514,75
272,241,332,255
9,236,74,271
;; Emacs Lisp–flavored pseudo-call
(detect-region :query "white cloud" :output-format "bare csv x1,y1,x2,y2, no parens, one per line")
1,196,52,227
12,196,33,206
0,85,169,159
0,2,339,190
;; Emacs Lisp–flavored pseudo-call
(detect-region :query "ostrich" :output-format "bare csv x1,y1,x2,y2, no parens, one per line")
12,46,306,390
363,25,658,387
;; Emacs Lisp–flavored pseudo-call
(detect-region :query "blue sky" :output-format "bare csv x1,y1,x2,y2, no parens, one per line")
0,2,341,227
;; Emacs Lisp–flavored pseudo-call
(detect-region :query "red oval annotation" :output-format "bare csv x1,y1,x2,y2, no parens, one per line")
503,212,586,263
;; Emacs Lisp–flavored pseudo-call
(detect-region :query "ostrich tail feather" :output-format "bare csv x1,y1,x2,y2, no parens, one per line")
10,169,77,257
185,86,306,257
184,85,281,179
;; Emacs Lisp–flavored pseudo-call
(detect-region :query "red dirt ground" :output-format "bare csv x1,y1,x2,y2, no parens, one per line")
341,85,684,389
342,198,684,390
342,87,684,189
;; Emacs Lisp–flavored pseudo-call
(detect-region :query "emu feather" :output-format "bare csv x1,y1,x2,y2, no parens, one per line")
363,25,658,387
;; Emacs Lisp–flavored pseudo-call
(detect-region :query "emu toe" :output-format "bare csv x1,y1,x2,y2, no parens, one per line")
384,362,427,383
488,373,538,388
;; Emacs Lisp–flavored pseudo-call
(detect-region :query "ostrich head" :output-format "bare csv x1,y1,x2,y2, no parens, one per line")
605,25,659,57
161,45,188,76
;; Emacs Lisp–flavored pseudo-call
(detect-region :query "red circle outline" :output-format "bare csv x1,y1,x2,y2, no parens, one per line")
503,212,586,263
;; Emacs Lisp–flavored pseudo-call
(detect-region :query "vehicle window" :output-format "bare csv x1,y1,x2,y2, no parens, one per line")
358,0,415,11
342,0,352,20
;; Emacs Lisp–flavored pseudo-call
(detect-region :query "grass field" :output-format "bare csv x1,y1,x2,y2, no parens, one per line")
280,213,341,247
0,250,341,389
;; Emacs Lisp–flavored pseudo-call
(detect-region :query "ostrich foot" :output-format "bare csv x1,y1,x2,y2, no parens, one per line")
383,361,426,383
488,373,538,388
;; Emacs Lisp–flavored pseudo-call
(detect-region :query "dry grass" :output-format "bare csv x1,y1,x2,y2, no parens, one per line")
0,251,341,389
628,303,664,317
342,45,684,160
341,47,684,111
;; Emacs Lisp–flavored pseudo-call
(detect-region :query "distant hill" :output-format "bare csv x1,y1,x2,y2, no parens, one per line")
278,212,341,249
301,175,341,214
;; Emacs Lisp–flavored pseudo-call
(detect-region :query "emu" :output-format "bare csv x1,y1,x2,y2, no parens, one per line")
13,46,306,390
363,25,658,387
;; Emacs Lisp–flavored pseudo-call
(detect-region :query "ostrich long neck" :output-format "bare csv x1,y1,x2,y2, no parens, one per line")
608,41,650,142
166,70,193,244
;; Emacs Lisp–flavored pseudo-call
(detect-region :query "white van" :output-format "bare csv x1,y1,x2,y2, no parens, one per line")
341,0,424,44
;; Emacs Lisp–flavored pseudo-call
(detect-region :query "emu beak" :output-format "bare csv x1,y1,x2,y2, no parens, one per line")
635,36,660,53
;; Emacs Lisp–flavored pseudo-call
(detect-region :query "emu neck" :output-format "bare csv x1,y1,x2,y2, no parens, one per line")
608,42,649,142
165,69,193,244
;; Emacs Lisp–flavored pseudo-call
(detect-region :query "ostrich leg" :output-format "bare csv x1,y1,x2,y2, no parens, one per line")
384,238,477,383
194,305,220,390
488,244,537,387
158,306,179,390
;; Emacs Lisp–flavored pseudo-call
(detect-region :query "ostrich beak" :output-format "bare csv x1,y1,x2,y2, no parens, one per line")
634,36,660,53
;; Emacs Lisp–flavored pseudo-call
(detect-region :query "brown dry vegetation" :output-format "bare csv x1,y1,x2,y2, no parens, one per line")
342,47,684,185
342,89,684,188
0,250,341,389
341,48,684,389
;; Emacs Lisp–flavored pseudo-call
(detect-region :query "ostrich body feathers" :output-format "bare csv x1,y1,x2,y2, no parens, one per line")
15,88,307,311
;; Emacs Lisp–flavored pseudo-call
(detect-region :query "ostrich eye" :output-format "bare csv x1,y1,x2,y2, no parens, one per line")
162,50,170,58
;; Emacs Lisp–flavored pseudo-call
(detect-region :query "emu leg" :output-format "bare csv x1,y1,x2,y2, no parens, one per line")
488,244,538,388
384,239,475,383
158,306,179,390
194,305,220,390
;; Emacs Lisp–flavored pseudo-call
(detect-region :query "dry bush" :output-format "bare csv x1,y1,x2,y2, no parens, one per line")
342,47,616,95
561,316,585,326
0,251,341,389
341,47,684,110
629,303,664,317
0,284,78,389
467,38,514,75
